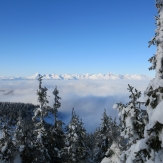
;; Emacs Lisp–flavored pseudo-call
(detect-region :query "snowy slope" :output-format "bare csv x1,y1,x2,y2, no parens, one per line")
0,73,152,80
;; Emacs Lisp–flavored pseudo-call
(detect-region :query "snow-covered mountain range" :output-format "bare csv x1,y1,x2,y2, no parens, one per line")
0,73,153,80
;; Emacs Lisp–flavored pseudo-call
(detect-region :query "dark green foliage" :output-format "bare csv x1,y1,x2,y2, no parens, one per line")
48,119,65,163
146,122,163,152
147,122,163,135
121,85,145,143
32,76,52,163
37,76,49,108
145,86,163,108
93,110,119,163
15,114,36,163
148,55,157,70
128,84,142,105
114,85,148,162
64,109,89,163
148,136,161,152
0,102,38,162
85,133,95,162
47,86,65,163
0,123,15,162
135,149,151,162
0,102,38,126
148,37,156,48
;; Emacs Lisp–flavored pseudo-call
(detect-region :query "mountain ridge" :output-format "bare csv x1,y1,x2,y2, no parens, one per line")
0,73,153,80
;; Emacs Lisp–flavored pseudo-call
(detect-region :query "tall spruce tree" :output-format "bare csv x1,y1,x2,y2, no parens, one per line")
64,108,89,163
132,1,163,162
134,0,163,162
52,86,61,125
32,75,51,163
109,1,163,162
48,86,65,163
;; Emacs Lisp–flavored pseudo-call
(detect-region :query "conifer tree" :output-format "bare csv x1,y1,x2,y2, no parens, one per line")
94,110,112,163
52,86,61,125
15,111,35,163
132,0,163,162
64,108,88,163
117,85,144,145
95,110,122,163
33,75,49,123
101,115,127,163
0,121,15,162
113,85,146,162
48,86,65,163
110,1,163,162
32,75,51,163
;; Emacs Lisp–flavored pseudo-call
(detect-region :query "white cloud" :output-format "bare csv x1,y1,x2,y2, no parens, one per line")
0,80,149,132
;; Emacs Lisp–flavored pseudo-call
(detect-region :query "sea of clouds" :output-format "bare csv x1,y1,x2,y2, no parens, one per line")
0,79,150,132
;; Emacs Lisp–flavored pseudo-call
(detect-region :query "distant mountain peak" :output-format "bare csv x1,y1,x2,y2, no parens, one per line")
27,73,42,79
0,73,153,80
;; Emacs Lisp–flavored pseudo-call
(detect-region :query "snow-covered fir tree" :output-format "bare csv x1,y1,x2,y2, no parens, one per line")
112,85,146,162
117,85,144,145
132,0,163,162
32,75,52,163
93,110,114,163
105,1,163,162
103,118,127,163
48,86,65,163
14,111,35,163
99,111,125,163
0,121,15,162
33,75,49,123
64,108,89,163
52,86,61,125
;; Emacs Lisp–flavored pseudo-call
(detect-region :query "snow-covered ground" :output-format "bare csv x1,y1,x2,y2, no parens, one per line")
101,142,121,163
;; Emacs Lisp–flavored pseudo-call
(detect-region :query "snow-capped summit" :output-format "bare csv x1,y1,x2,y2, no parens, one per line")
0,73,153,80
26,73,42,80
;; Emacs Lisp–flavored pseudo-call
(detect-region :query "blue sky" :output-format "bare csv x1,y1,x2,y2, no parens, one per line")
0,0,157,77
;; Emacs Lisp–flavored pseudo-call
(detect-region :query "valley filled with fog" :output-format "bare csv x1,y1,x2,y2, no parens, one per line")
0,79,150,132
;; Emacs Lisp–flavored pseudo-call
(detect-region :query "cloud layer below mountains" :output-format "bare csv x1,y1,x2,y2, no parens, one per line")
0,79,150,132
